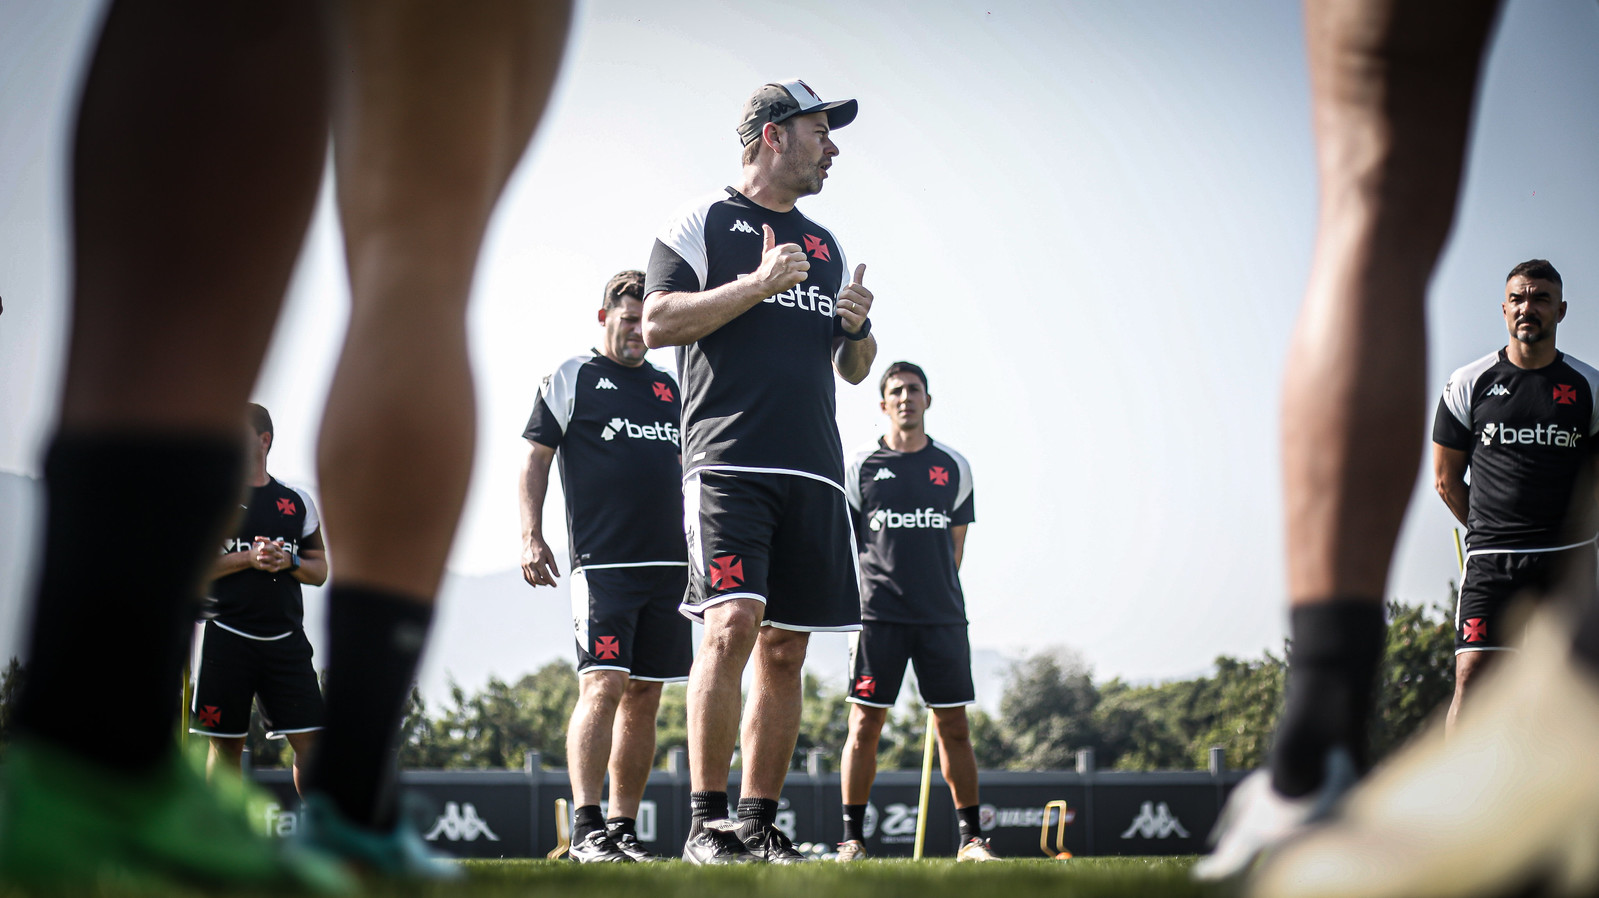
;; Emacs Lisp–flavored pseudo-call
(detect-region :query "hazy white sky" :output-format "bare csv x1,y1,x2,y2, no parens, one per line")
7,0,1599,685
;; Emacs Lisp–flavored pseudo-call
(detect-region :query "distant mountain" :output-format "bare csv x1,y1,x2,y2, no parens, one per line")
0,473,1010,714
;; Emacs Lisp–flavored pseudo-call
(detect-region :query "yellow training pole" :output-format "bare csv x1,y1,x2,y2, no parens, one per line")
1454,527,1466,575
912,709,936,859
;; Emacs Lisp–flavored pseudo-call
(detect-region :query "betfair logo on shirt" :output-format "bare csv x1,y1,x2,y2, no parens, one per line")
1479,421,1583,448
764,283,835,318
600,417,681,446
868,507,951,532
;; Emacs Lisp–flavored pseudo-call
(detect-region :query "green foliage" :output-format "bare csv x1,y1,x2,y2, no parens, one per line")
0,657,24,762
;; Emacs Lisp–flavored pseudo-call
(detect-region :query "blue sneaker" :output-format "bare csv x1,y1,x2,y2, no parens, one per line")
299,792,462,880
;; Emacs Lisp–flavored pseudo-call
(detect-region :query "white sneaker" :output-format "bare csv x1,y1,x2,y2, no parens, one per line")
1251,608,1599,898
1192,749,1355,881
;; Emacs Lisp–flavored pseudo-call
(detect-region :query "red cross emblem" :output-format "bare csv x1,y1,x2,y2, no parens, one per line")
276,497,297,515
594,636,620,660
803,234,831,262
652,381,674,402
1555,384,1577,405
709,555,744,590
928,466,950,486
1463,618,1487,643
854,676,876,697
198,705,222,728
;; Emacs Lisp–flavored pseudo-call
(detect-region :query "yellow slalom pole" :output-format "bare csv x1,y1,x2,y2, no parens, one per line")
1453,527,1466,575
912,709,936,860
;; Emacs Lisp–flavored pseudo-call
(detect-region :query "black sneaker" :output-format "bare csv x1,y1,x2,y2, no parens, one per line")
609,828,664,863
742,822,807,864
569,828,634,863
682,821,759,865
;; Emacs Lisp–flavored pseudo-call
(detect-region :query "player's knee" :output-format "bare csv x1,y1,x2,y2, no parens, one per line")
934,709,971,743
850,706,887,741
705,601,763,647
623,678,663,710
579,669,628,709
759,629,809,672
1455,651,1496,690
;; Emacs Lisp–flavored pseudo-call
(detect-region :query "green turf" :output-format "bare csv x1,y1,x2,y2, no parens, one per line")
0,856,1222,897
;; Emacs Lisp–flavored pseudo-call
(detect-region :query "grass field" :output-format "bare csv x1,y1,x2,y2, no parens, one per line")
0,857,1223,898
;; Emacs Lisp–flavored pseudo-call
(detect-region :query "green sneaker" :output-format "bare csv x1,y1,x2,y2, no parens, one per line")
299,792,463,880
0,738,353,893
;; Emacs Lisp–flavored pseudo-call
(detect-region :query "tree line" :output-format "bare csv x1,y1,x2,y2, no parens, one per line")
0,597,1455,772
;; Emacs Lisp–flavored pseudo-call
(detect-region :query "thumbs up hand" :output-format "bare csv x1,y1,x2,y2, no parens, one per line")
837,263,873,335
752,223,809,297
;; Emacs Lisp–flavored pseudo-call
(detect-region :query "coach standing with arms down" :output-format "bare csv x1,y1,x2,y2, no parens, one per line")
643,79,876,864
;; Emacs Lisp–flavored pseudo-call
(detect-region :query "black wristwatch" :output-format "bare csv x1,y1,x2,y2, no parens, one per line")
844,318,872,341
286,553,301,573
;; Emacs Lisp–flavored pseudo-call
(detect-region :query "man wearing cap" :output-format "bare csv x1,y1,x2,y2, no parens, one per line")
643,79,877,864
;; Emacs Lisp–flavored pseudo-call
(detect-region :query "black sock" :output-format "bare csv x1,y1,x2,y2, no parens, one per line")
1269,598,1386,798
573,804,605,841
305,583,434,827
606,816,636,837
736,796,779,840
841,803,867,843
15,435,242,773
689,790,728,837
1570,594,1599,673
957,805,983,842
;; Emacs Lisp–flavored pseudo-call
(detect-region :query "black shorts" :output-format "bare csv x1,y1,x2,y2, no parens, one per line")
572,564,693,680
847,622,974,708
190,621,324,738
682,469,862,631
1456,544,1597,652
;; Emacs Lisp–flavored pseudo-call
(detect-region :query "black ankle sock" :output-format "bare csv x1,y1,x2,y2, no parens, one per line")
957,805,983,841
736,797,779,840
305,583,434,827
15,435,242,773
689,791,728,836
606,816,636,837
1269,598,1386,798
841,803,867,843
573,804,605,841
1571,596,1599,672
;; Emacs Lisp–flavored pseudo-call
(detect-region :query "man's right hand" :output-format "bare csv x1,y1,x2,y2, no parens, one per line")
521,535,561,587
750,223,809,297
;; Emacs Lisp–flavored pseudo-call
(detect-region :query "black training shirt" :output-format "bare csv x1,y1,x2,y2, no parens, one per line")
645,187,849,487
847,437,975,625
523,351,686,569
1432,348,1599,550
208,477,321,637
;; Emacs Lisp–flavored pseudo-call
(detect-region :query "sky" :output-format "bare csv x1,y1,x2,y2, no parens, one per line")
7,0,1599,689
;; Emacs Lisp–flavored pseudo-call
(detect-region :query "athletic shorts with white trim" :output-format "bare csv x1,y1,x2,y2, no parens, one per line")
189,620,324,738
847,622,974,707
571,564,692,680
1456,544,1597,652
682,468,861,632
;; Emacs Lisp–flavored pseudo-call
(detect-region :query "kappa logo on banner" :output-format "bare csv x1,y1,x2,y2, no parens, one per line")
424,802,501,842
1119,801,1190,840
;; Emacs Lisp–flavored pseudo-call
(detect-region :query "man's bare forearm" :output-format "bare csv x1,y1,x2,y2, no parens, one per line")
643,280,771,348
832,333,876,384
520,443,555,544
1437,480,1469,527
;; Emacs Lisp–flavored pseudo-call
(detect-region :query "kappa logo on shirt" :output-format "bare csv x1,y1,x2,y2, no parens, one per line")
596,378,617,390
1486,383,1511,397
803,234,831,262
730,219,758,235
276,497,297,515
872,468,896,481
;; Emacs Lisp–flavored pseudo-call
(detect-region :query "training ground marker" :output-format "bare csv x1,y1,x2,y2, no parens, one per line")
548,798,570,859
1040,800,1073,859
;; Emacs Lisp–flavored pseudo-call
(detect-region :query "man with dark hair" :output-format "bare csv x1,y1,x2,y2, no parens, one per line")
0,1,570,889
192,404,329,795
1198,3,1599,895
1432,261,1599,733
643,78,877,864
837,362,993,862
520,270,689,863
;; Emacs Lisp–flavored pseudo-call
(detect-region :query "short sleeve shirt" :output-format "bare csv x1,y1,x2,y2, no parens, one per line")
208,477,322,636
1432,348,1599,550
523,351,686,569
645,187,850,487
846,437,975,625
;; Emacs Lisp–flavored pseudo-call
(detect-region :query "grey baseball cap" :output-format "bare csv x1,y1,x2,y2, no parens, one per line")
737,79,858,147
